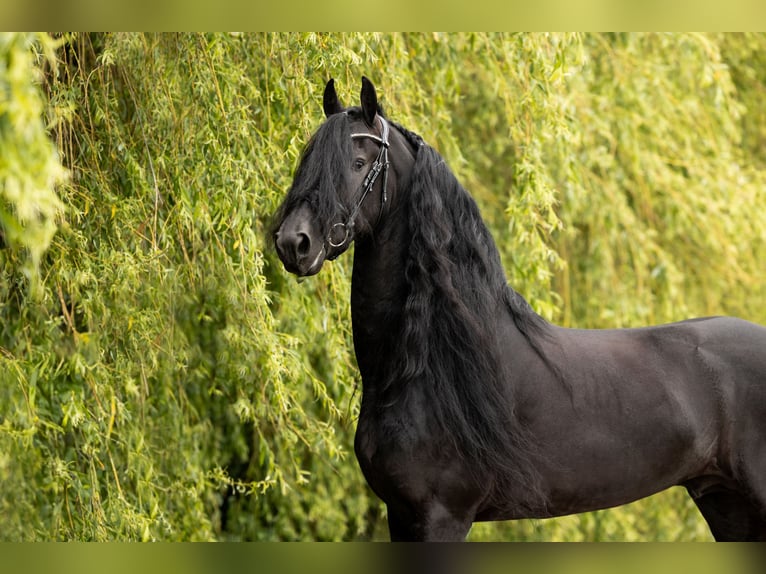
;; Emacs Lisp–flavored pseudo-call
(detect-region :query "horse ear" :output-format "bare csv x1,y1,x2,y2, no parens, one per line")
360,76,378,127
323,78,344,117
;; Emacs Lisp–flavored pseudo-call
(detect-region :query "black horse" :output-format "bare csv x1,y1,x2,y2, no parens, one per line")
273,77,766,541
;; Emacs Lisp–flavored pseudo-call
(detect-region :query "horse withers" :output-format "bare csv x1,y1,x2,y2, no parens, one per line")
273,77,766,541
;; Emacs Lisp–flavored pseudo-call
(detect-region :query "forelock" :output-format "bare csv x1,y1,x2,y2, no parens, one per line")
282,113,353,234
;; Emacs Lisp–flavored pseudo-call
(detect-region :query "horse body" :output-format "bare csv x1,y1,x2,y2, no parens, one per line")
521,318,766,517
273,77,766,540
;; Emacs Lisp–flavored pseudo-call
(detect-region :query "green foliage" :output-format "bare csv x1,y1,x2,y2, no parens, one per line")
556,34,766,329
0,32,66,290
3,32,766,541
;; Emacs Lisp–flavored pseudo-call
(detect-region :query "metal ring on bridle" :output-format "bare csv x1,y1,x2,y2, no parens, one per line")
328,222,350,248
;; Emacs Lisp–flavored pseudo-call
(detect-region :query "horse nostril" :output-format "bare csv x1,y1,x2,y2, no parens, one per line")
296,232,311,257
275,228,311,261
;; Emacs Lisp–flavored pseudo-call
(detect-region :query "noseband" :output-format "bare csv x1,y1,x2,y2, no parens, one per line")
327,116,390,251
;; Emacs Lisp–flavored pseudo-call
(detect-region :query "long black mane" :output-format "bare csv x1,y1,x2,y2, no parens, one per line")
388,124,554,510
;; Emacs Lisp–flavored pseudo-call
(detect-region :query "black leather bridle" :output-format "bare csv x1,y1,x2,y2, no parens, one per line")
327,115,390,251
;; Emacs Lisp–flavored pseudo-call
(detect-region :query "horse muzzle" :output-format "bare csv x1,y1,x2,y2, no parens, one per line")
274,206,327,277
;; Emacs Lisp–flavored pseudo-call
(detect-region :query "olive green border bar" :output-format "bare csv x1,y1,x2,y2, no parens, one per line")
5,0,766,31
1,543,762,574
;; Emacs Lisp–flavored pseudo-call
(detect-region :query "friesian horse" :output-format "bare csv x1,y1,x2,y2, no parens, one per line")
272,77,766,541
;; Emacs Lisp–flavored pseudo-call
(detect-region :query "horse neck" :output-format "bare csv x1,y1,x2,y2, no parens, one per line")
350,126,414,385
350,193,409,387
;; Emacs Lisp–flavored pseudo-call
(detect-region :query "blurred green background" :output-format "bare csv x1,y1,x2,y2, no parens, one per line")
2,32,766,541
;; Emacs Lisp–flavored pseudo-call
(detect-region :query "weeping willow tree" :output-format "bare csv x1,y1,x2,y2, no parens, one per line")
2,32,766,541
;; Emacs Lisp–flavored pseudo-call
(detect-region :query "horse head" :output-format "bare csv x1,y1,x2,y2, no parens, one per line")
273,77,393,276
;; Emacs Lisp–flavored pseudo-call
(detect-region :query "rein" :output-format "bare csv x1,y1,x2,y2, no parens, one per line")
327,116,390,251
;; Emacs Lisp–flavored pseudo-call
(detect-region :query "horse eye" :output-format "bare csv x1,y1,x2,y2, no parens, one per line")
353,158,365,171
